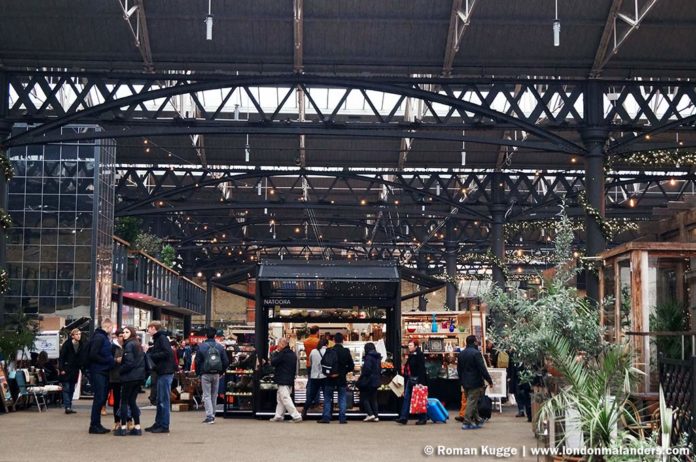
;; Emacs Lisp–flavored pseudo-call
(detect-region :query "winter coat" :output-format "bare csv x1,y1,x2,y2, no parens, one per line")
119,338,146,383
59,339,83,382
324,344,355,387
149,330,177,375
109,343,123,383
194,339,229,375
457,345,493,390
271,346,297,386
359,350,382,389
404,347,427,385
87,328,115,375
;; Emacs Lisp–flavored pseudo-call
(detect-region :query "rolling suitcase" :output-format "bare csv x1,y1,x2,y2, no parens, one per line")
427,397,448,423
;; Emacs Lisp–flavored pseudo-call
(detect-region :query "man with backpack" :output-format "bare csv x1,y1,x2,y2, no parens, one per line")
195,327,229,424
457,335,494,430
318,332,354,424
269,337,302,422
86,318,115,434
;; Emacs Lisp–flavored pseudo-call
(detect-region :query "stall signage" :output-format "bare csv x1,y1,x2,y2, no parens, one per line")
263,298,292,306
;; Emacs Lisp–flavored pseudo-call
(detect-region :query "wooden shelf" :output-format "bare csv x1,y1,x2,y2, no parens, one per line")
269,317,386,324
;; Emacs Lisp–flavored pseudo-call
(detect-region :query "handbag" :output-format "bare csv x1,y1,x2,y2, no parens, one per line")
389,374,405,397
409,384,428,414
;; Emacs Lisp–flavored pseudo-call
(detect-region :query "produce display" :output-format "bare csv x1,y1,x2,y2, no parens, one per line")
273,309,386,320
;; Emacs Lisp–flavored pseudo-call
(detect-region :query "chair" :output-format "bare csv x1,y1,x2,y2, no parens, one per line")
14,370,47,412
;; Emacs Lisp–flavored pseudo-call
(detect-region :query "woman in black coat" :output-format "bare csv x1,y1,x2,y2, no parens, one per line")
116,326,147,436
397,340,427,425
358,342,382,422
58,328,84,414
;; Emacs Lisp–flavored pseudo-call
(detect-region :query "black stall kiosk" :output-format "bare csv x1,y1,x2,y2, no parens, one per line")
253,260,402,419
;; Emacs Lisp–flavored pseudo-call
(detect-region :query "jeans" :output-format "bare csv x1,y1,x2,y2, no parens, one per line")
120,381,141,425
360,386,378,417
399,379,426,422
274,385,301,420
304,378,324,409
463,387,483,425
201,373,220,419
322,383,347,422
90,372,109,428
154,373,173,429
515,387,532,421
61,379,77,410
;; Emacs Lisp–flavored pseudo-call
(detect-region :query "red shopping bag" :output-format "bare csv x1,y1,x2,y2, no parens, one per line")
409,384,428,414
107,389,114,407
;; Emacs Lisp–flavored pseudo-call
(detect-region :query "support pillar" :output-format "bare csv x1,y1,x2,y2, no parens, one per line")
0,72,10,327
445,222,458,311
417,253,428,311
183,315,192,338
116,287,123,328
204,275,213,326
490,172,506,289
582,80,609,305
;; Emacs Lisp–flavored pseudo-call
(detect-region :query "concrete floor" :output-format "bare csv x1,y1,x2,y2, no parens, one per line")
0,400,540,462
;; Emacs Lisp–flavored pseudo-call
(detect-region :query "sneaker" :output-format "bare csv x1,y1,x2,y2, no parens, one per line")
144,424,160,432
292,417,302,423
269,416,284,422
461,423,481,430
515,412,525,418
202,417,215,424
151,426,170,433
339,420,347,424
128,428,142,436
363,415,375,422
113,428,128,436
317,419,330,424
88,426,110,435
65,408,76,415
373,417,379,422
454,416,464,422
396,418,408,425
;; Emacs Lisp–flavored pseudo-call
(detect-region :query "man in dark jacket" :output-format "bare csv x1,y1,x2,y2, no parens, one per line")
319,332,355,424
195,327,230,424
397,339,428,425
145,321,176,433
269,337,302,422
87,319,115,434
59,328,83,415
457,335,493,429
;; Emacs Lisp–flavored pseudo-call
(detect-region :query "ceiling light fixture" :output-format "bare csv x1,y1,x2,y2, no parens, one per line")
205,0,213,41
553,0,560,47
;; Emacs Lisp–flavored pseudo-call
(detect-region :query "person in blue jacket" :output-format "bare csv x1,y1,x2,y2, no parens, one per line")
87,318,115,434
358,342,382,422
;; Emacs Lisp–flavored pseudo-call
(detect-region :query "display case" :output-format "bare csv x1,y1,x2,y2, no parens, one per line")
223,344,256,416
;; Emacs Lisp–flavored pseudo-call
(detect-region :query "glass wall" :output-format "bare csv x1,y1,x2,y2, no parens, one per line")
6,125,115,325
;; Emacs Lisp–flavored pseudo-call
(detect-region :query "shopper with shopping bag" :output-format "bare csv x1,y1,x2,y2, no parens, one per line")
397,340,427,425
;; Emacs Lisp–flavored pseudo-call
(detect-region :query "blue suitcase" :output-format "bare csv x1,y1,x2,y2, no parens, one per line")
427,398,448,423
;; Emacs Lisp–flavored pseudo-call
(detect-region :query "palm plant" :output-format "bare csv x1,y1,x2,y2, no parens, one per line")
538,333,642,453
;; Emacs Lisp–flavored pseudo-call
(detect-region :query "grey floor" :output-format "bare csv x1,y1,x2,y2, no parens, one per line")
0,398,540,462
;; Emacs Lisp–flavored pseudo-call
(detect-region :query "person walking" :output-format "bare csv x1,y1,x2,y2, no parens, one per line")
358,342,381,422
269,338,302,422
108,329,125,431
457,335,494,430
508,360,532,422
115,326,146,436
301,337,327,419
58,328,83,415
397,340,427,425
87,318,115,434
145,321,176,434
195,327,229,424
318,332,354,424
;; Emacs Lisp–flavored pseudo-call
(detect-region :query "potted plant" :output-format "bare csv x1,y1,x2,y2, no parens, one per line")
0,309,38,368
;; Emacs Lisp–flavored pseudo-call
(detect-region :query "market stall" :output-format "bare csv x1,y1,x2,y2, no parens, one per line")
253,261,402,419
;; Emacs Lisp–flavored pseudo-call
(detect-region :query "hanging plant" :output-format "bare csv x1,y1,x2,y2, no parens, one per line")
0,147,13,181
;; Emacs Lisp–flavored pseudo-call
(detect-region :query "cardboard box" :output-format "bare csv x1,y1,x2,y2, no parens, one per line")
171,403,189,412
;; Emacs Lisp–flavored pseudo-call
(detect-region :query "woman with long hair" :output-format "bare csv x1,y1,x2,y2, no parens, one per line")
116,326,146,436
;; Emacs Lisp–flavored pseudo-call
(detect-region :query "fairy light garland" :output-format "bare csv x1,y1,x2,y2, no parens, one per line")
0,210,12,230
606,149,696,170
0,147,13,181
0,269,8,294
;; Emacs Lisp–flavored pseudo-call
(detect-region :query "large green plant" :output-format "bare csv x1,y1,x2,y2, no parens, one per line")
133,232,163,256
160,244,176,268
0,309,38,364
114,216,142,244
650,299,689,360
538,333,641,454
485,207,606,380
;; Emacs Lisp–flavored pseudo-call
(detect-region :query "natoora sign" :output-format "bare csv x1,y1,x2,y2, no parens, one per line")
31,332,61,359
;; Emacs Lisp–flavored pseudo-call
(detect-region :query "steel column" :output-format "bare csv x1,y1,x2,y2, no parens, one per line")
204,275,213,326
582,80,609,304
0,77,10,326
445,221,458,310
116,287,124,328
417,253,428,311
490,172,506,288
183,315,192,338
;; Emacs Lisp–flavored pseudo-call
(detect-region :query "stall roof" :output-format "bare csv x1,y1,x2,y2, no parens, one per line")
257,261,399,281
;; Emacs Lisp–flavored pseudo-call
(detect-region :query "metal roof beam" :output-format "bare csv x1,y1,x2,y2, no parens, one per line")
442,0,478,77
591,0,661,76
117,0,154,73
294,0,306,167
